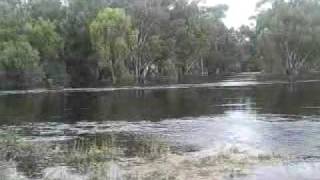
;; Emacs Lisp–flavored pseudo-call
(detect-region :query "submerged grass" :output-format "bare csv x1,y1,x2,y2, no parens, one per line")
0,132,53,169
59,136,123,174
0,132,122,179
122,145,282,180
0,132,283,180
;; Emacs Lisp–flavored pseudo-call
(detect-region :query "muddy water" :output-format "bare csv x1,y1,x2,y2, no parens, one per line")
1,73,320,179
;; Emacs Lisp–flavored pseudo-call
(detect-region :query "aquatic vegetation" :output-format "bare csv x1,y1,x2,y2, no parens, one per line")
0,162,28,180
59,137,123,174
121,144,282,180
0,118,289,180
0,132,45,161
0,133,121,178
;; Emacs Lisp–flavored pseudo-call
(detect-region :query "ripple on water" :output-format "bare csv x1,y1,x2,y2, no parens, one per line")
241,162,320,180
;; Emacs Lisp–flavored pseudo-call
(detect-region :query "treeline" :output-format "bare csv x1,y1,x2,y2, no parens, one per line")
0,0,320,89
256,0,320,82
0,0,256,89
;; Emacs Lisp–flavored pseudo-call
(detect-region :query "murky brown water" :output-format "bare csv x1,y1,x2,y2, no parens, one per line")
1,73,320,179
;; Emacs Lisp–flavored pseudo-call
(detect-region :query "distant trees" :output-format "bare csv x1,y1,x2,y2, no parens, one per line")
3,0,320,89
90,8,136,84
0,41,40,73
256,0,320,81
26,19,62,61
0,0,42,88
0,40,44,88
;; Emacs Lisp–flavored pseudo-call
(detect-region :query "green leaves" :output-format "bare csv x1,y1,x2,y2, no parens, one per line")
0,1,66,88
0,0,294,87
0,40,40,72
25,18,63,61
29,0,64,21
90,8,136,83
256,0,320,76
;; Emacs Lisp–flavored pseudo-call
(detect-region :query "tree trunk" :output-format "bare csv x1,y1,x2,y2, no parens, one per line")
135,60,139,79
284,45,300,83
200,57,204,76
110,62,117,84
110,43,117,84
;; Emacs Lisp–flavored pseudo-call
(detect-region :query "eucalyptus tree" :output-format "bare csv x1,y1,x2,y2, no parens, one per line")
0,0,29,41
25,18,65,86
28,0,65,21
26,18,63,61
194,4,237,75
236,25,258,71
169,0,198,75
0,0,260,88
0,41,40,74
90,8,137,84
256,0,320,81
61,0,121,86
123,0,174,81
61,0,111,57
0,0,44,88
0,40,44,88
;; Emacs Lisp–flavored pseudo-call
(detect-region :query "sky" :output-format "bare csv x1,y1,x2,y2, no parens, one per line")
205,0,260,28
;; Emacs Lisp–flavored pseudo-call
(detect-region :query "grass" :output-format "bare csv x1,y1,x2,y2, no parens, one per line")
0,133,283,180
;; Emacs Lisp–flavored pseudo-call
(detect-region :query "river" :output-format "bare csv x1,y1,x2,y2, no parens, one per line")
0,73,320,180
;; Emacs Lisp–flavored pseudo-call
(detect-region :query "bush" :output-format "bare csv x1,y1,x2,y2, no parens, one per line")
0,40,44,89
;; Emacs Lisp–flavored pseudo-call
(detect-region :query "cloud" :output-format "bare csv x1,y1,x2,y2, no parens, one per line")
204,0,259,28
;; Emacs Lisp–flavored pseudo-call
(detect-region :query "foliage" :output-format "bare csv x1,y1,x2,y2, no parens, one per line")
25,18,66,87
0,40,42,74
90,8,136,84
0,0,28,42
0,40,44,88
25,18,63,60
4,0,319,88
256,0,320,80
29,0,65,21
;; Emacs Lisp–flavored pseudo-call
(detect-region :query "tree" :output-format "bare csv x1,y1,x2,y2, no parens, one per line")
29,0,65,21
256,0,320,81
0,0,29,42
90,8,137,84
236,25,258,71
59,0,112,87
124,0,173,81
61,0,111,58
25,18,66,87
26,18,63,61
0,0,261,89
0,40,44,88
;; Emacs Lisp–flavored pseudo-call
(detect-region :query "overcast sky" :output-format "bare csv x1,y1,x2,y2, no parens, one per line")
205,0,260,28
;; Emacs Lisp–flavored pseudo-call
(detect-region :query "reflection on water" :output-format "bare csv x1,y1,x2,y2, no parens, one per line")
247,163,320,180
1,73,320,179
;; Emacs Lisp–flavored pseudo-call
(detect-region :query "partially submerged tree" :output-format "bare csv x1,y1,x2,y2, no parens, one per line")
0,40,44,88
29,0,65,21
26,18,63,61
0,0,262,88
26,18,66,86
90,8,137,84
256,0,320,81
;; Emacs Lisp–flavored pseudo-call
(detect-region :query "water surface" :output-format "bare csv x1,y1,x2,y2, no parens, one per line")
1,73,320,179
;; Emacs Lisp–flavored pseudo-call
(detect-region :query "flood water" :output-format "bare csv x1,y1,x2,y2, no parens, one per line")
1,73,320,180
